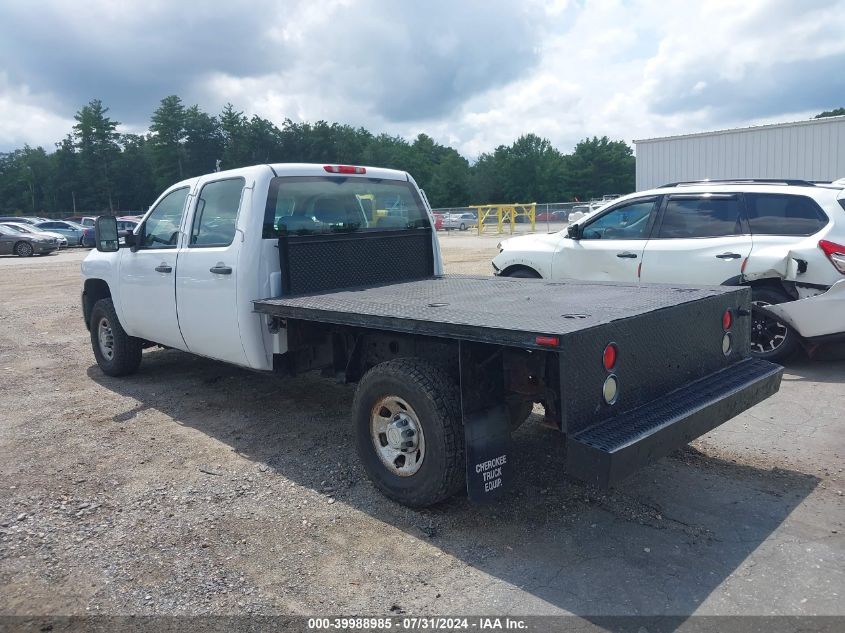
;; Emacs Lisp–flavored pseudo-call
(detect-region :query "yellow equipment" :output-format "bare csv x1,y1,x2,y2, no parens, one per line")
469,203,536,234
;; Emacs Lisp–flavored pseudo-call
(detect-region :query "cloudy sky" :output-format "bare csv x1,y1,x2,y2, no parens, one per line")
1,0,844,157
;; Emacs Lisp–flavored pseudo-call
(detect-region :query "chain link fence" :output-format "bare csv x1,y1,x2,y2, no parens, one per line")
431,201,597,234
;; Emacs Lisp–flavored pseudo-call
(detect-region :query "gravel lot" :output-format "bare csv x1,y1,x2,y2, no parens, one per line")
0,240,843,619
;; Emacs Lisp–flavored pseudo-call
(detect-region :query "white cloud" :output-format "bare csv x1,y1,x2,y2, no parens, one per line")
1,0,844,156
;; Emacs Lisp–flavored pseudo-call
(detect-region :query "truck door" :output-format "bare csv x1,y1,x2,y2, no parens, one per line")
175,177,248,366
119,186,190,349
640,193,752,285
552,197,658,282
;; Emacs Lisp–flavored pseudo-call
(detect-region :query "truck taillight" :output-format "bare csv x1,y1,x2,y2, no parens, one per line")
324,165,366,174
819,240,845,274
602,343,618,404
603,343,617,371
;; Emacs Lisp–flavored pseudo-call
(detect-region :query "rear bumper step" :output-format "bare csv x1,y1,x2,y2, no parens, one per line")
566,358,783,488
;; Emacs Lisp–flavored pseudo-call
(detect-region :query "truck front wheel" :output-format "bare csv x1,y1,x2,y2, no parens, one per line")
352,359,465,507
90,298,143,377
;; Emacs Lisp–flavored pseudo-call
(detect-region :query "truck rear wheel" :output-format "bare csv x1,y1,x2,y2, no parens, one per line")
352,359,465,507
90,298,143,377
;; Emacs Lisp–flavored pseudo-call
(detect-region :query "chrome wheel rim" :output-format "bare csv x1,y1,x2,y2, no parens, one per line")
97,317,115,361
16,242,32,256
370,396,425,477
751,300,788,354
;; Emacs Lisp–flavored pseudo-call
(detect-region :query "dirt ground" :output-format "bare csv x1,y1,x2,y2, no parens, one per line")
0,239,843,619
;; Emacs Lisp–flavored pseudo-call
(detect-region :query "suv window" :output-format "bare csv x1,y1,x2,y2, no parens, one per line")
745,193,828,236
141,187,189,249
658,195,744,239
190,178,244,247
581,199,655,240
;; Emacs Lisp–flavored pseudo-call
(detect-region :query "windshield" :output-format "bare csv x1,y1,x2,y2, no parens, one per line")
263,176,430,238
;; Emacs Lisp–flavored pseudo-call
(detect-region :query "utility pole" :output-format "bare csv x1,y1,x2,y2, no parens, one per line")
72,191,77,214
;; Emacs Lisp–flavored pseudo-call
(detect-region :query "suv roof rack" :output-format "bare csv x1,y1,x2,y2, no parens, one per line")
659,178,818,188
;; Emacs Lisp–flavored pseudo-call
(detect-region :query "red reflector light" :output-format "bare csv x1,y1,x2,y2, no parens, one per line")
324,165,366,174
535,335,559,347
819,240,845,274
722,309,732,331
603,343,617,371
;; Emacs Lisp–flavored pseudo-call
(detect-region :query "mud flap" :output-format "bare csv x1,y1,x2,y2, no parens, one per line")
459,341,513,503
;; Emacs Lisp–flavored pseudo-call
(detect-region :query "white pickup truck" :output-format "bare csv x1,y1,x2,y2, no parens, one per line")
82,163,782,507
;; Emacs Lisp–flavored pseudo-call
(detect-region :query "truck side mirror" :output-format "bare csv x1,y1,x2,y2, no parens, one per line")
567,224,582,240
95,216,119,252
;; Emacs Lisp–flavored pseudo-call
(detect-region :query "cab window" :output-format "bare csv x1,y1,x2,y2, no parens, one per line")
190,178,244,247
581,199,656,240
263,176,430,238
140,187,189,249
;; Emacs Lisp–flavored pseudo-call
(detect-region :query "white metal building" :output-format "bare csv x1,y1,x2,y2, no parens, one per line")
633,115,845,191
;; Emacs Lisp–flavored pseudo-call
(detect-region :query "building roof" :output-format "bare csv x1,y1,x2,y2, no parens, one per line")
633,115,845,144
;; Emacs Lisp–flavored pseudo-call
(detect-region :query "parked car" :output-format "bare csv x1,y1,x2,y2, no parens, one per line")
34,220,87,245
535,210,568,222
0,216,49,225
0,223,59,256
493,178,845,361
116,218,139,232
1,222,68,248
81,226,96,247
442,212,477,231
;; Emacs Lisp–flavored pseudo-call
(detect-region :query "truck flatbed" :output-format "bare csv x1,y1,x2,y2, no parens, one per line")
253,275,735,349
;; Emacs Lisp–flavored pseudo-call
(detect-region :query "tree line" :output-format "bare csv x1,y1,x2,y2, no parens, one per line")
0,96,636,216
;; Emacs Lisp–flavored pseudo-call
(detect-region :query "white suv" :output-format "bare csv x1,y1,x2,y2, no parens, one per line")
492,178,845,361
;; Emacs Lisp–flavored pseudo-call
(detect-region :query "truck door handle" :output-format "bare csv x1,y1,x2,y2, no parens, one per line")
155,263,173,273
716,252,742,260
616,252,638,259
210,264,232,275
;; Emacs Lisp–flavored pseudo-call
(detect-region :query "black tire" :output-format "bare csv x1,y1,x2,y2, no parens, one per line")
459,223,467,231
89,298,143,376
14,241,33,257
352,359,464,507
750,287,800,362
503,267,541,279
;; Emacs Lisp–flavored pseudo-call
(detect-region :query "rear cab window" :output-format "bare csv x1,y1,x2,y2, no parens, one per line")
262,176,431,238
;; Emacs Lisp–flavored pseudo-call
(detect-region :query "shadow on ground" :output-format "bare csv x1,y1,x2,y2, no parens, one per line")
87,348,820,623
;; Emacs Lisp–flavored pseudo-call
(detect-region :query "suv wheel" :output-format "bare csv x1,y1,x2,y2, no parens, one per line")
750,287,799,362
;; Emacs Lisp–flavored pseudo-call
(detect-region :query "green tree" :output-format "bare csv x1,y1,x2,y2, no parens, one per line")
220,104,251,168
563,136,635,201
150,95,186,189
184,105,223,177
815,107,845,119
72,99,121,211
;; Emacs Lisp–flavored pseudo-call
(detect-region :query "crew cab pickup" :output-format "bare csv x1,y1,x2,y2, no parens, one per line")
82,163,783,507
